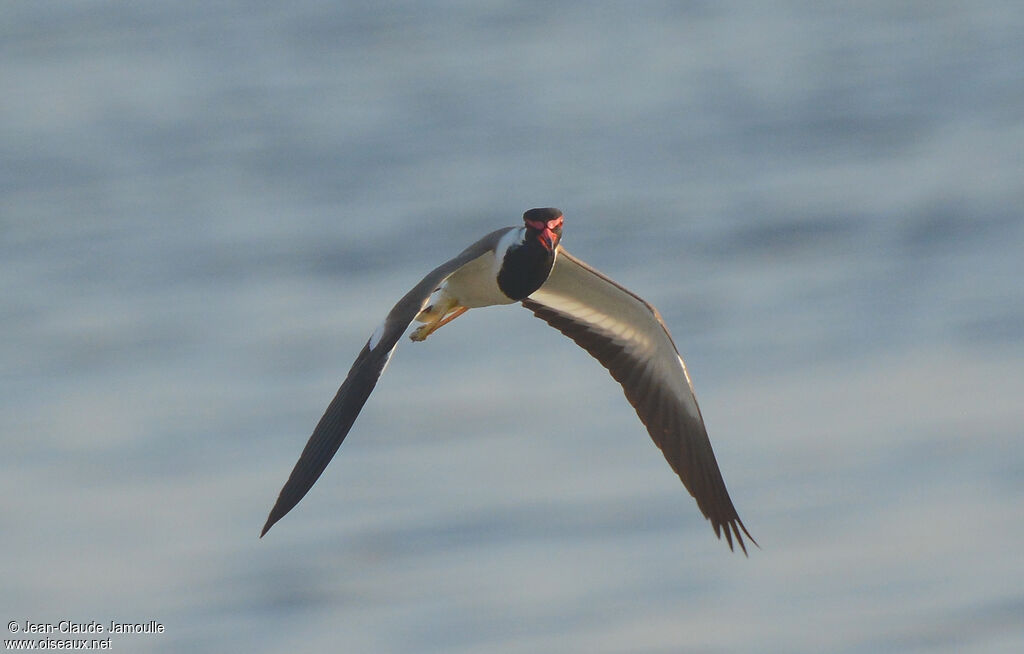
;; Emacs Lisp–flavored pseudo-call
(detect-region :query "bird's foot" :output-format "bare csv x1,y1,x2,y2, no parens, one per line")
410,324,432,341
410,305,468,342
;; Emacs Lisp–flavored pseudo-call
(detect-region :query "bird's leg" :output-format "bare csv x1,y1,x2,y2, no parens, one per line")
410,305,469,341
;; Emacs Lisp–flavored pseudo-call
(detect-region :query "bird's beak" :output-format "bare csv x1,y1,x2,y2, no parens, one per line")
538,227,558,251
526,216,562,251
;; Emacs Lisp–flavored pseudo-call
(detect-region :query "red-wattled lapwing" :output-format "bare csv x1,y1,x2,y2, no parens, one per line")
261,208,755,553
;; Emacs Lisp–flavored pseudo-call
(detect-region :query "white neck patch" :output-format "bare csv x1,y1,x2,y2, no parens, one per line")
492,227,526,275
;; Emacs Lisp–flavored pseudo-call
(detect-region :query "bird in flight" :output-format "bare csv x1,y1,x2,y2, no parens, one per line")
261,208,754,553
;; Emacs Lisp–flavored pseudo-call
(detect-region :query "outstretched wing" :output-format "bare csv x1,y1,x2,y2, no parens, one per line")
523,249,754,553
260,228,513,537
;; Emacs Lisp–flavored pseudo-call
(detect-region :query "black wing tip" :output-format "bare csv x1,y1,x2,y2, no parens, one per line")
260,479,311,538
715,516,758,556
259,502,287,538
259,517,274,539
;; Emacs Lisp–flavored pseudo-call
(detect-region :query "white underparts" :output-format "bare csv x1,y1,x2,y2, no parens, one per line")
429,243,521,311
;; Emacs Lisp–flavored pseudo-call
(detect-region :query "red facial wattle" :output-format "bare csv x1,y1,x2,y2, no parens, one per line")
526,216,563,251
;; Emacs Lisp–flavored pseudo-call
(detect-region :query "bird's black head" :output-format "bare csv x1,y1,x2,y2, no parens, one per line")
523,208,563,252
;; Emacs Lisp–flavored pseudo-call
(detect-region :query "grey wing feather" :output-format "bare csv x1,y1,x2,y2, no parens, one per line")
260,228,512,537
523,249,755,553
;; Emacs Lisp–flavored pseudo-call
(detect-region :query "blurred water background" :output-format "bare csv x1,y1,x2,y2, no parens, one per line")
3,2,1023,652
